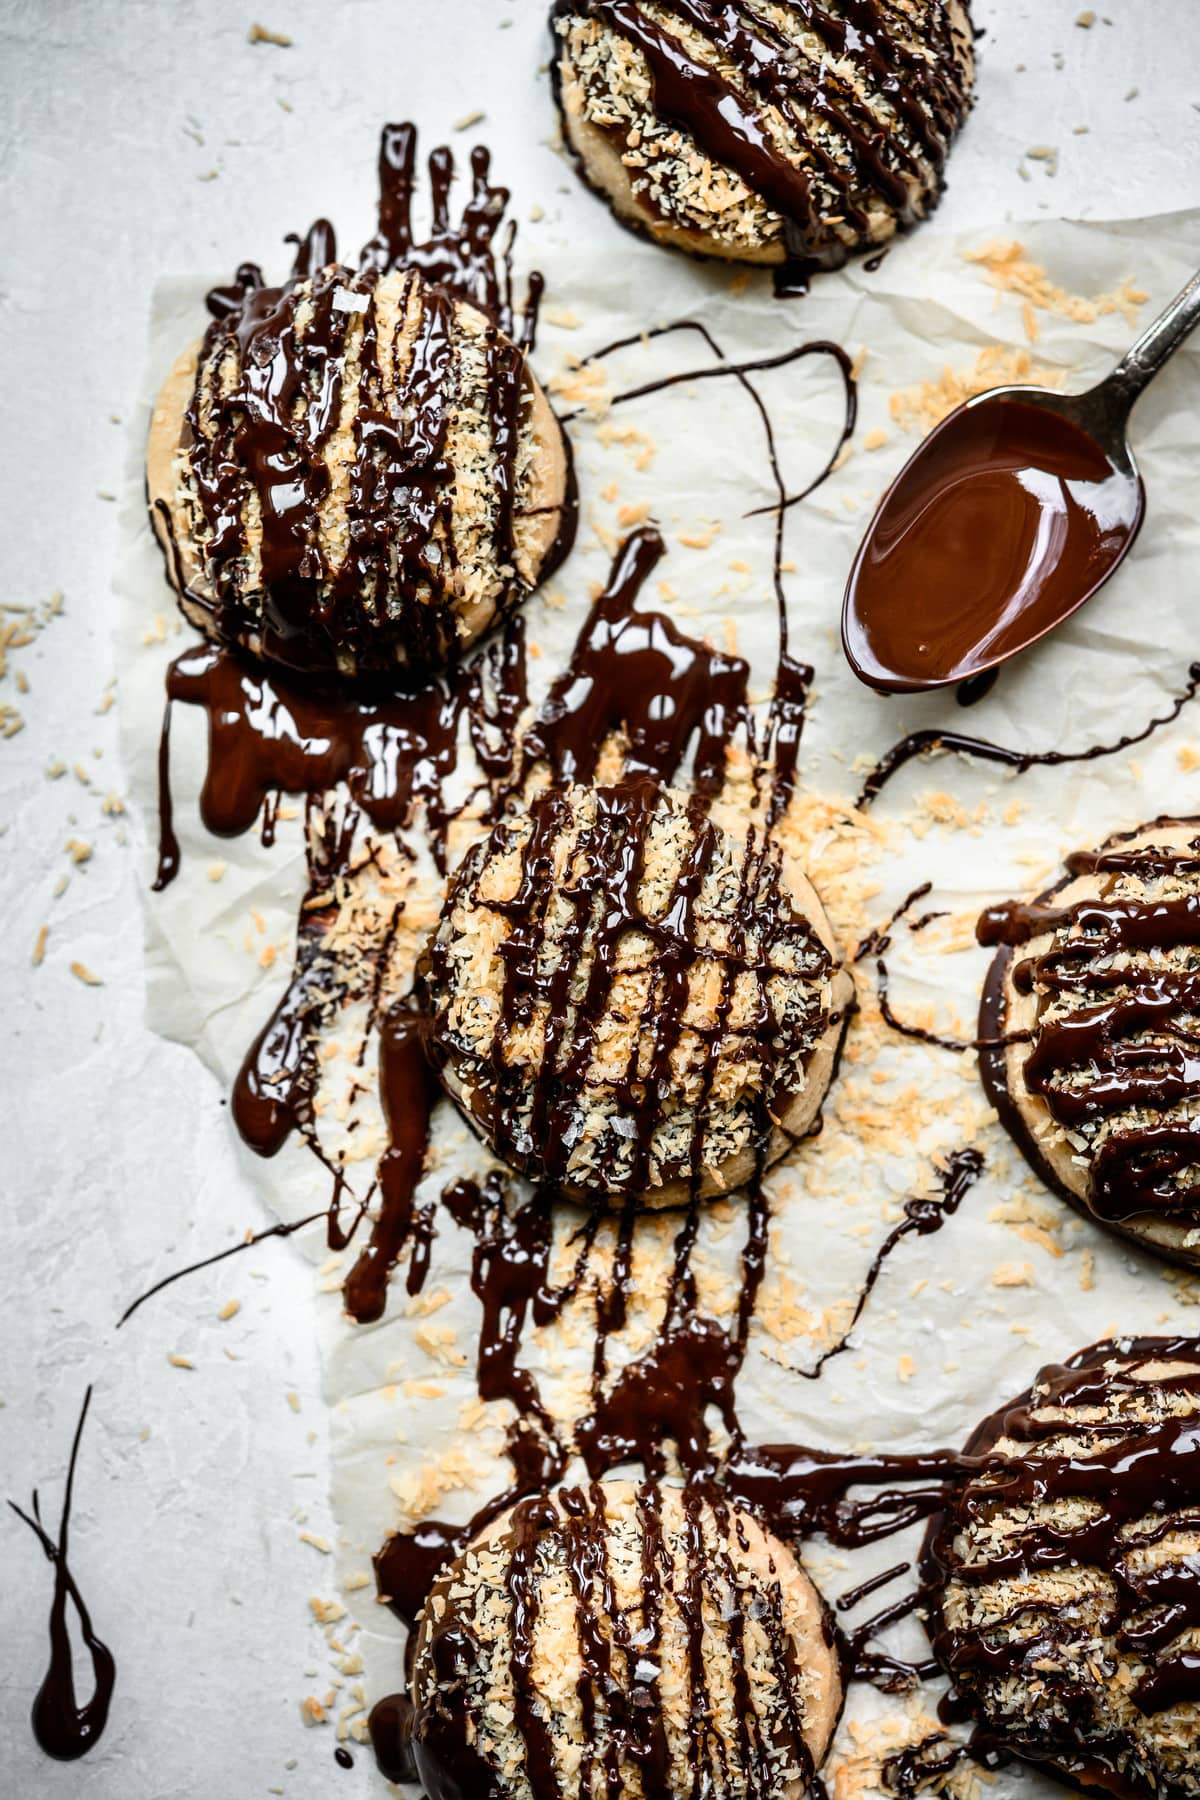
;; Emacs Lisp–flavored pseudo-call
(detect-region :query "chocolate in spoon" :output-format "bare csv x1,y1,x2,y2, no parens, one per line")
842,266,1200,694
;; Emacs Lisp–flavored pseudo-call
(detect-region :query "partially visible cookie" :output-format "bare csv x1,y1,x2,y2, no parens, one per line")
927,1335,1200,1799
978,818,1200,1267
551,0,975,272
148,264,572,679
419,778,853,1208
409,1481,844,1800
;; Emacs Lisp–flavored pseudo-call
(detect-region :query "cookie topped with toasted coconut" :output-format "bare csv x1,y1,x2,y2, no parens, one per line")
419,778,852,1207
551,0,975,276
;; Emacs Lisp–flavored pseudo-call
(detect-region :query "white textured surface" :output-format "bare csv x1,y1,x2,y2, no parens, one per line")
2,3,1200,1798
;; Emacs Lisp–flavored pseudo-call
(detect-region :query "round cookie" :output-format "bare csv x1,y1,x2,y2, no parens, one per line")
148,262,573,679
410,1480,844,1800
551,0,975,273
926,1336,1200,1800
977,818,1200,1268
418,778,853,1207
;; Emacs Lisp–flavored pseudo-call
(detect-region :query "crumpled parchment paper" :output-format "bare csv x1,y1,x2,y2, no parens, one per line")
116,201,1200,1791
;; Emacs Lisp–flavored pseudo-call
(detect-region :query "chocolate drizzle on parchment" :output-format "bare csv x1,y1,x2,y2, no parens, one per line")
153,283,859,1307
552,0,973,292
367,1149,992,1790
856,663,1200,811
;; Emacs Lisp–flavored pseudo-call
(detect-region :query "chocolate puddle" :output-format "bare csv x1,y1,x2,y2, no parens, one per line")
9,1388,116,1762
844,398,1144,693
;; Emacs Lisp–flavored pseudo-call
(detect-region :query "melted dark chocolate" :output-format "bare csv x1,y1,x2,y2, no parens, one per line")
344,1009,439,1323
844,398,1145,692
154,617,529,891
552,0,972,288
924,1336,1200,1797
794,1149,983,1380
9,1389,116,1762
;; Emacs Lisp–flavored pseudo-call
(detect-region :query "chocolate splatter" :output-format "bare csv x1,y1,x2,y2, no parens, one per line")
9,1389,116,1762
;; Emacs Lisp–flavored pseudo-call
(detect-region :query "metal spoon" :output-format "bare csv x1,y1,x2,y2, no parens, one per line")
842,266,1200,695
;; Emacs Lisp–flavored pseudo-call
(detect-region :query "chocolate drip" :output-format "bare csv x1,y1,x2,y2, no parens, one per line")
574,324,857,670
978,831,1200,1225
503,1497,564,1797
412,1625,505,1800
370,1142,987,1638
166,124,559,678
360,123,527,336
578,1185,771,1475
523,528,753,794
857,663,1200,809
850,881,1026,1056
9,1389,116,1762
440,1174,581,1491
344,1009,439,1323
924,1337,1200,1792
116,1204,341,1329
880,1732,998,1796
793,1149,983,1380
366,1691,418,1784
554,0,970,286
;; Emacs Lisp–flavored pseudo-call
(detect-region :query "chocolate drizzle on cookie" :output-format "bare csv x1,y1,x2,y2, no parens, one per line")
405,1481,838,1800
979,825,1200,1230
552,0,974,287
420,776,841,1202
925,1336,1200,1798
155,122,574,678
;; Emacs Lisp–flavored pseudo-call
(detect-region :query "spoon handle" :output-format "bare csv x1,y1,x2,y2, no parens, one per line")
1109,265,1200,399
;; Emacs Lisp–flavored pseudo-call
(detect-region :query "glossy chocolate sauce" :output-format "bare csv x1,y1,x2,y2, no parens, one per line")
9,1389,116,1762
161,123,571,679
856,660,1200,809
153,601,530,891
977,827,1200,1228
343,1010,440,1323
923,1336,1200,1795
552,0,972,290
844,397,1145,692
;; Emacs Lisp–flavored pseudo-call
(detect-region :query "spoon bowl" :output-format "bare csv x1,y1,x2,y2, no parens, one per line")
842,266,1200,694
